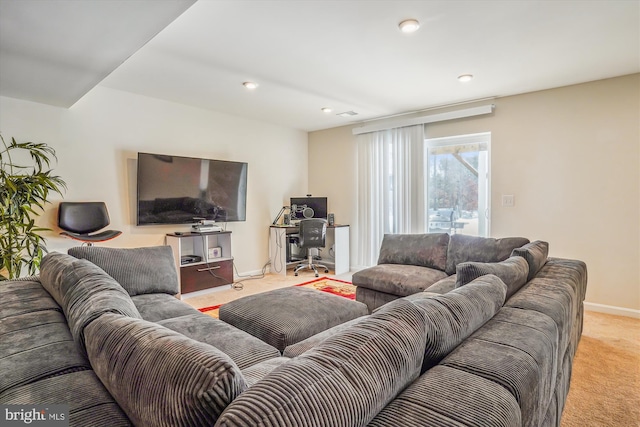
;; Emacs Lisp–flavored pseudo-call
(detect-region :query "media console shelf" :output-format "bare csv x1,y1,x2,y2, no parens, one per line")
166,231,233,295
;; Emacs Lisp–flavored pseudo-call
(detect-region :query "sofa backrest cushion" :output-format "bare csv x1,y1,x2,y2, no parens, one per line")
68,245,179,296
511,240,549,281
405,274,507,372
40,251,78,304
40,252,142,355
456,256,530,299
445,234,530,275
215,298,427,427
377,233,449,271
85,313,247,426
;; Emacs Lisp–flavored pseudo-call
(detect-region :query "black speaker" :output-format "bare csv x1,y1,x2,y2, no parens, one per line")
283,214,291,225
328,213,335,226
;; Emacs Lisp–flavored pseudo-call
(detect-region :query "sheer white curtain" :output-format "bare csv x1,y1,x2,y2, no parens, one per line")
356,125,425,267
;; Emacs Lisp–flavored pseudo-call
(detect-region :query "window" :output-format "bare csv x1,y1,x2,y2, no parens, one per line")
425,133,490,237
357,127,491,266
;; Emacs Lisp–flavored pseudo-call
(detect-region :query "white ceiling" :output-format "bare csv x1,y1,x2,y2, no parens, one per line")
0,0,196,107
2,1,638,132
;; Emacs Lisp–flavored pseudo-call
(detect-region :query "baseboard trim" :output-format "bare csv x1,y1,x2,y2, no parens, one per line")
584,302,640,319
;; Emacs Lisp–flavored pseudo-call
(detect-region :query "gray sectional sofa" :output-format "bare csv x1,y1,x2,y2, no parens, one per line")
353,233,533,311
0,238,587,427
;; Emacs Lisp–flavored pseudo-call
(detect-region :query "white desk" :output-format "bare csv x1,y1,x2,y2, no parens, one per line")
269,224,349,276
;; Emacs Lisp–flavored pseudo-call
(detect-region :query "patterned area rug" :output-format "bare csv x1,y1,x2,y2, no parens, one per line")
198,277,356,318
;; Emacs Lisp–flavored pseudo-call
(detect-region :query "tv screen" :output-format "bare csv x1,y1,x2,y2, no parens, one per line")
137,152,248,225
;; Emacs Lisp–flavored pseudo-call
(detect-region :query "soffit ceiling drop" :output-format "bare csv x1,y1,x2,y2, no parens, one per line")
0,0,196,107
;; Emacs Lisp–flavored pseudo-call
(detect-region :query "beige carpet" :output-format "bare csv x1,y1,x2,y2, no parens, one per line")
183,276,639,425
561,311,640,426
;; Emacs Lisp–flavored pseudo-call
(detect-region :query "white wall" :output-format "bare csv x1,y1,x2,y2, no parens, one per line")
3,75,638,313
309,74,640,313
0,86,308,275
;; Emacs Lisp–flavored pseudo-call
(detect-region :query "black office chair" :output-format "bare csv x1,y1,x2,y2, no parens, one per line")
294,219,330,277
58,202,122,245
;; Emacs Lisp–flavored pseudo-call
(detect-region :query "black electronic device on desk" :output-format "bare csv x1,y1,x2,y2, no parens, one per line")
289,196,327,222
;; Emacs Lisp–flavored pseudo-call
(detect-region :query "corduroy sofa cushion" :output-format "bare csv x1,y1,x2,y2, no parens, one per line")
0,301,91,395
39,250,77,305
240,357,291,388
511,240,549,281
0,278,61,320
130,293,201,322
456,255,530,299
40,252,142,355
68,245,179,296
439,306,559,427
158,314,281,369
215,298,427,427
377,233,450,271
405,274,507,372
1,370,132,426
84,313,247,427
352,264,448,297
282,315,368,358
445,234,530,275
424,274,457,294
368,365,522,427
506,276,576,362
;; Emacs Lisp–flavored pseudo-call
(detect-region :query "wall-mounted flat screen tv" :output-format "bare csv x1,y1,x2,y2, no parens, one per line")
137,152,248,225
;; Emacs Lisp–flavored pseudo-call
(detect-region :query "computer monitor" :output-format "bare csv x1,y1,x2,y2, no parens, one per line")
290,197,328,221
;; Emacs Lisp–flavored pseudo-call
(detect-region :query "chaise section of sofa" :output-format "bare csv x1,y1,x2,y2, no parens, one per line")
354,233,530,312
353,233,450,310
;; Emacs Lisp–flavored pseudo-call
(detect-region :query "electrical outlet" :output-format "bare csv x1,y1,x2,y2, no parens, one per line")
502,194,515,207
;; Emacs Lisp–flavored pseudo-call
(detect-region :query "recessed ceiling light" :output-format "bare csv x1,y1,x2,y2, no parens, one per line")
398,19,420,33
321,107,332,113
243,81,258,89
458,74,474,83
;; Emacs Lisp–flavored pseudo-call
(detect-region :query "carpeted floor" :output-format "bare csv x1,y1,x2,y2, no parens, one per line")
560,311,640,426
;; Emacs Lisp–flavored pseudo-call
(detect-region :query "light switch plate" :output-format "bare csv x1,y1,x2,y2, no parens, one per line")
502,194,515,207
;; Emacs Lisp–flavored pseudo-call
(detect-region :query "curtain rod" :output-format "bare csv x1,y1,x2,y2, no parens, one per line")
361,96,497,123
352,104,495,136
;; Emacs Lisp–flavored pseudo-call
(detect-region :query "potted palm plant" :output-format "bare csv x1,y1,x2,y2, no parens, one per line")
0,133,66,280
